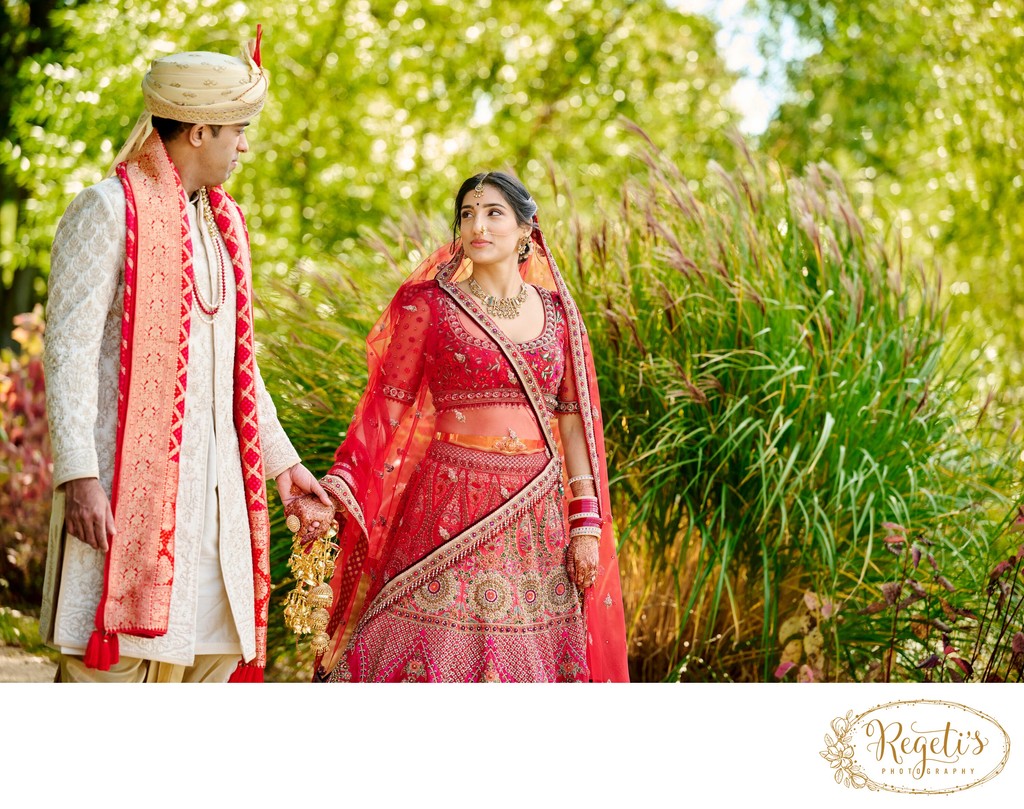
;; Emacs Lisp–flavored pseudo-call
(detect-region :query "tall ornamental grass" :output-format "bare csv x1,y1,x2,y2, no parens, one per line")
257,145,1021,682
568,138,1021,682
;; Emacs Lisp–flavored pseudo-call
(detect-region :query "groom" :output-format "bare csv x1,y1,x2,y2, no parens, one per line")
41,30,330,682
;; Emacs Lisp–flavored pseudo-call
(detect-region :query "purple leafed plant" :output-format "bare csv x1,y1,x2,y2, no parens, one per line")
855,511,1024,683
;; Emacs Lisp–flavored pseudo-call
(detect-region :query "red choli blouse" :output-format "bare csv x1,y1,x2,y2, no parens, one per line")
378,280,580,421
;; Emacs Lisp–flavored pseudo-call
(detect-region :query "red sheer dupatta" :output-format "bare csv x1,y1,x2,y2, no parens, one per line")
316,246,454,669
316,223,629,683
534,224,629,682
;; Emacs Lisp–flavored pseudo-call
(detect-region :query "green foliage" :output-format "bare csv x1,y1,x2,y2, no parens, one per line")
0,307,51,610
2,0,741,344
0,0,72,344
257,139,1021,681
757,0,1024,404
850,516,1024,683
0,606,54,656
570,138,1020,681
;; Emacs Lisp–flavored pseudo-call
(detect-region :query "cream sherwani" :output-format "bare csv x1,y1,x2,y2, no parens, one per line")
40,178,298,666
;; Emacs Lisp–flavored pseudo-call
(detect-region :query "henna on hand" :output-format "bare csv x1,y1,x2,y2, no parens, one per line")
568,534,600,589
285,495,337,546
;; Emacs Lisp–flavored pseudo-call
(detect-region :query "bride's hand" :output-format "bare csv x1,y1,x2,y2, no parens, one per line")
566,534,600,590
284,495,337,546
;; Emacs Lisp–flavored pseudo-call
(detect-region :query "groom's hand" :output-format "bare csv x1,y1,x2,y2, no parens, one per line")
275,463,331,506
64,477,116,552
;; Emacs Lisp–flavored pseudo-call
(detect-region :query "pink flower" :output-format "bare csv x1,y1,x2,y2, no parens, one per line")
798,664,818,683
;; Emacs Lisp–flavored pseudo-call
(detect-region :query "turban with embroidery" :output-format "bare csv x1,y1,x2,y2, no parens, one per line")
108,30,268,174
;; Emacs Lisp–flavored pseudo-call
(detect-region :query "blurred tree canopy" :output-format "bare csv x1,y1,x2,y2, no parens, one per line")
1,0,741,346
1,0,66,348
757,0,1024,404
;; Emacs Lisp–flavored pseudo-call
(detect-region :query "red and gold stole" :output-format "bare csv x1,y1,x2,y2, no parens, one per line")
84,131,271,678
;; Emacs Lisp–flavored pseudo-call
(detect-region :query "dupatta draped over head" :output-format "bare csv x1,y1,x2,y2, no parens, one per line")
317,215,629,682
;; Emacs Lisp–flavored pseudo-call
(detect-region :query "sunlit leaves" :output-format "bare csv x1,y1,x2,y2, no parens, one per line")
5,0,741,293
758,0,1024,405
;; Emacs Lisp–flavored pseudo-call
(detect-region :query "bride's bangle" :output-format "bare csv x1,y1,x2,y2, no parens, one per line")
567,474,595,485
568,496,600,517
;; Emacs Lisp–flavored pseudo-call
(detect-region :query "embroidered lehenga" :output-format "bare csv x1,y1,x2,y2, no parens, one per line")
315,224,628,683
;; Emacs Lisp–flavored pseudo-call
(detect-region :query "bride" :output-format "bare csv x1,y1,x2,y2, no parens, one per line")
288,171,628,682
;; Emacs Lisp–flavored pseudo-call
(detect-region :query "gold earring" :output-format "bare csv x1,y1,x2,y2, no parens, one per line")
517,237,530,261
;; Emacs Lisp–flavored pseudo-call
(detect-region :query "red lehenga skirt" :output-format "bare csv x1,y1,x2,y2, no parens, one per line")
325,440,589,682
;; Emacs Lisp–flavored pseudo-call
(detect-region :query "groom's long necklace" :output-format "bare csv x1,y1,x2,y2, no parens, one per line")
192,187,229,323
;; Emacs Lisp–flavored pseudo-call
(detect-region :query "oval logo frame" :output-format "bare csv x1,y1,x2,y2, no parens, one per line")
821,700,1010,794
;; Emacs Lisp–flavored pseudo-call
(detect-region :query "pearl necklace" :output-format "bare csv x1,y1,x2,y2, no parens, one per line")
192,187,228,323
467,276,528,319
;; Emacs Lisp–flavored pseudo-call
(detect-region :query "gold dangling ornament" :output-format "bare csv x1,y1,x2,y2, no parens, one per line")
282,499,341,654
517,236,531,262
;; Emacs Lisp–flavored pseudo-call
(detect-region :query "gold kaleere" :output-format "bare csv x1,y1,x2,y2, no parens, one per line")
283,517,340,653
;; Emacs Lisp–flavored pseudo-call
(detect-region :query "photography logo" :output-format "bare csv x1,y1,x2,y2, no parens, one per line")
821,700,1010,794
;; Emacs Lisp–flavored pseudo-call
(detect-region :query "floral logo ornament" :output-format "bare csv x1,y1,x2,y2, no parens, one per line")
820,701,1009,794
820,712,878,790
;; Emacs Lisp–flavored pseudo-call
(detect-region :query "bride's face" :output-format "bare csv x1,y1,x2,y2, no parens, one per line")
459,185,528,266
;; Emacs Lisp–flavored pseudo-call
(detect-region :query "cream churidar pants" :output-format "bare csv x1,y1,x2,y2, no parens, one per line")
58,653,238,683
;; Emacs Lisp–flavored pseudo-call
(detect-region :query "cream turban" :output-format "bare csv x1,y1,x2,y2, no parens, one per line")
107,31,269,175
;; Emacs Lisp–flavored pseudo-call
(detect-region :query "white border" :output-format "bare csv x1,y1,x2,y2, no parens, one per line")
3,683,1020,805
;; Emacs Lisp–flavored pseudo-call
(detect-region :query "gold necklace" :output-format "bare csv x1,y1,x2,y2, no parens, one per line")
467,276,528,319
